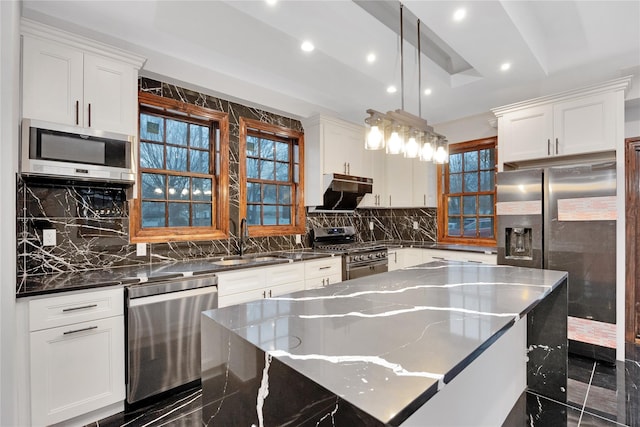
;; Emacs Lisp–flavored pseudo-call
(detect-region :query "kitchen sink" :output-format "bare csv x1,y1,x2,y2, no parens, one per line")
249,256,281,262
213,259,250,266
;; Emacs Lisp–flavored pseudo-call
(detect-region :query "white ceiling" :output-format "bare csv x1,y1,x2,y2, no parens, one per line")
21,0,640,126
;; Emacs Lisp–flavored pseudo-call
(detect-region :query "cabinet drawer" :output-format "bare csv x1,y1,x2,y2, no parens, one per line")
304,258,342,279
29,288,123,332
217,269,265,296
265,263,305,286
305,274,342,290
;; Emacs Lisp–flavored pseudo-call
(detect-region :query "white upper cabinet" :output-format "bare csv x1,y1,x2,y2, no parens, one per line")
21,19,145,135
412,159,437,207
360,149,386,207
303,115,370,206
385,154,413,207
492,77,629,167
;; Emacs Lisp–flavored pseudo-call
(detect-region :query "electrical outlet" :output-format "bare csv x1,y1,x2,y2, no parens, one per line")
413,221,419,230
295,234,302,244
369,221,374,230
136,242,147,256
43,229,56,246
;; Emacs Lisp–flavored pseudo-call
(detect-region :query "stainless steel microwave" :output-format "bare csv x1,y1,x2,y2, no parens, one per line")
21,119,136,183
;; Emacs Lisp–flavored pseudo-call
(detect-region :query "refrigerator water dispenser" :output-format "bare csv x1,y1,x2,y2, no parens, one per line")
505,227,532,259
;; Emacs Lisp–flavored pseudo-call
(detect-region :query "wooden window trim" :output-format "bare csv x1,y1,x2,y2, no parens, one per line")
239,117,305,237
437,137,498,246
130,92,230,243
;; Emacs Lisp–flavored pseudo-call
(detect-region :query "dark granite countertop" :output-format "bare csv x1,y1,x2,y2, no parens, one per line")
381,240,497,254
203,262,566,425
16,250,334,298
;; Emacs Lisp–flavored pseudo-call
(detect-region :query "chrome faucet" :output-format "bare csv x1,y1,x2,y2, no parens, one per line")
239,217,249,256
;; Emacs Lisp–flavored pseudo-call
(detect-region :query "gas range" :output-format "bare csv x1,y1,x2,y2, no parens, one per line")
312,226,388,280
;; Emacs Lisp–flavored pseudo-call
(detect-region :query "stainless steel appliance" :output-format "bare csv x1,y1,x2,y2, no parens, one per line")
21,118,135,183
309,174,373,212
312,226,388,280
125,273,218,404
497,162,617,362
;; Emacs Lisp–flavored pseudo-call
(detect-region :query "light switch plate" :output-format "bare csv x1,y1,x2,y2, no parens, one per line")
413,221,419,230
295,234,302,244
369,221,374,230
43,229,56,246
136,243,147,256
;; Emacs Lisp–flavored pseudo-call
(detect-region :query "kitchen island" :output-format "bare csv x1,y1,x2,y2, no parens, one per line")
201,261,567,426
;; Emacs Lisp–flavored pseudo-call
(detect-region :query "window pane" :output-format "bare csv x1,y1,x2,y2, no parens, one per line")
263,205,277,225
449,173,462,193
463,196,476,214
247,205,261,225
260,139,274,159
464,172,478,192
463,218,477,237
480,171,494,192
279,205,291,225
142,173,165,199
190,124,209,149
275,162,289,181
246,136,259,157
247,158,259,179
479,217,494,238
192,203,211,226
166,146,187,171
480,148,495,170
140,114,164,142
464,151,478,172
448,217,461,236
166,119,187,146
276,142,289,161
142,201,165,227
189,149,209,174
449,153,462,173
263,184,277,204
260,160,274,180
168,176,189,200
278,185,291,204
247,182,261,203
192,178,212,201
168,202,189,227
448,196,460,215
479,195,494,215
140,142,164,169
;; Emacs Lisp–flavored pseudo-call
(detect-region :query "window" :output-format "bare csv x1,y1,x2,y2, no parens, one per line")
437,137,497,245
130,92,229,243
239,118,305,237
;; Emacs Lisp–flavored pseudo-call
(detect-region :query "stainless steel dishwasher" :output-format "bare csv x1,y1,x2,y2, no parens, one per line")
125,273,218,405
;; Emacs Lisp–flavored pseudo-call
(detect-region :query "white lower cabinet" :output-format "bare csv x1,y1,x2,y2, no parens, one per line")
217,262,306,308
28,288,125,426
423,249,497,265
304,257,342,290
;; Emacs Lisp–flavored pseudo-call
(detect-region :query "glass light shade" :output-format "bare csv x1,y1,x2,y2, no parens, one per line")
404,135,420,158
434,145,448,164
420,142,434,162
365,125,384,150
386,129,404,155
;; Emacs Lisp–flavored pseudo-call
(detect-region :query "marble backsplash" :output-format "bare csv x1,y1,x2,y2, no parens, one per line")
16,77,437,278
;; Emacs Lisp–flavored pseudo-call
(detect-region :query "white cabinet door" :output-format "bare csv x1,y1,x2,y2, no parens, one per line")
360,149,387,207
305,274,342,290
216,268,266,300
500,105,552,163
218,288,268,308
22,37,84,126
553,92,616,156
30,316,125,426
412,160,437,207
84,54,137,134
387,249,401,271
304,257,342,289
323,120,366,176
385,154,413,207
270,281,306,297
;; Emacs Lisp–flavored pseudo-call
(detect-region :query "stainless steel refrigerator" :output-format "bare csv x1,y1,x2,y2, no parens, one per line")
497,162,617,363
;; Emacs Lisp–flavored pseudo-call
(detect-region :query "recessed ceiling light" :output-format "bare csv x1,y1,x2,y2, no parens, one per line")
367,53,376,63
387,85,397,94
301,41,315,52
500,62,511,71
453,8,466,22
265,0,277,5
424,88,432,96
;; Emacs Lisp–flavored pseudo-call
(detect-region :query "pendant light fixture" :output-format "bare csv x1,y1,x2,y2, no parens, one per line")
364,2,448,164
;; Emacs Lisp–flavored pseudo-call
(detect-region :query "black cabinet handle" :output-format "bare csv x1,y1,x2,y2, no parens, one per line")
547,139,551,155
63,325,98,335
75,100,79,125
62,304,98,312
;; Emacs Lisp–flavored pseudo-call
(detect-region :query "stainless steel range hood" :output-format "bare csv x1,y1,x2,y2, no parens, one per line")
310,173,373,212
